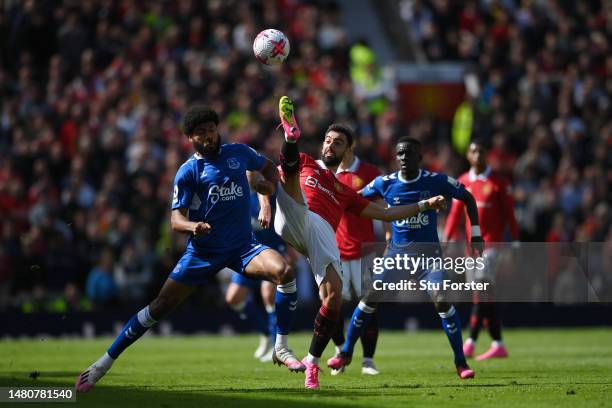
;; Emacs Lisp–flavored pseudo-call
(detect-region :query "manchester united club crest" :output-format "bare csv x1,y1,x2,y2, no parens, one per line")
482,182,492,196
353,176,364,189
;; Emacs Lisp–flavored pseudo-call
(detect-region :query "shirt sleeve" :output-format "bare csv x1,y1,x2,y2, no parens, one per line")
362,175,384,199
436,174,468,200
172,163,195,210
240,144,266,171
345,187,371,216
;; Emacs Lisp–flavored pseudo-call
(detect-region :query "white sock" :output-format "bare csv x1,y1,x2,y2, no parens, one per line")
306,353,320,365
95,352,114,370
466,338,475,345
275,334,289,349
335,345,342,355
265,304,275,314
492,340,504,347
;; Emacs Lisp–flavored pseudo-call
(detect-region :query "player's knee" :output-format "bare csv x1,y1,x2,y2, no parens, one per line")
322,289,342,311
272,262,293,284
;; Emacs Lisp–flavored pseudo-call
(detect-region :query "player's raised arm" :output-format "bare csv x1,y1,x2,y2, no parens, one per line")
359,195,447,222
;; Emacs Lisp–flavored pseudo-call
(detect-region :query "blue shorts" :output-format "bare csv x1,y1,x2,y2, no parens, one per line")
170,239,269,286
229,230,286,289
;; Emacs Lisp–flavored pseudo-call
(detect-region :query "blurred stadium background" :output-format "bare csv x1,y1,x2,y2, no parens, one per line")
0,0,610,337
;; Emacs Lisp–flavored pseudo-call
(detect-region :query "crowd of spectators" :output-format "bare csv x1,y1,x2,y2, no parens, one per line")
0,0,609,312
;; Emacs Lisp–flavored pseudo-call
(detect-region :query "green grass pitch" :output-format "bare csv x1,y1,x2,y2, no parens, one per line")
1,328,611,407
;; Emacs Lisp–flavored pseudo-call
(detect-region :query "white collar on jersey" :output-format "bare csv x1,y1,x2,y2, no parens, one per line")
337,156,360,174
468,166,491,182
398,169,422,184
316,156,361,174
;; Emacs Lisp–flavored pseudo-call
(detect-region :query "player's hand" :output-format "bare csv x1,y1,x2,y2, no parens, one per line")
471,236,485,256
259,203,272,229
255,180,276,195
425,195,447,211
193,222,212,236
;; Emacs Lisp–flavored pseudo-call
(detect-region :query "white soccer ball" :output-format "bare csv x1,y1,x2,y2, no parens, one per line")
253,29,290,65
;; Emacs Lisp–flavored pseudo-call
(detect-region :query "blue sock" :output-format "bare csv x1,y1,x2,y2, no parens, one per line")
108,306,157,359
232,297,269,336
275,280,297,337
265,304,277,344
342,302,375,356
439,305,466,365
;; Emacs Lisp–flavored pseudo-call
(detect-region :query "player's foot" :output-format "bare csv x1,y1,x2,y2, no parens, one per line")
456,362,475,379
326,351,352,371
476,344,508,361
259,348,273,363
272,346,306,372
361,359,380,375
330,365,345,376
254,335,273,360
463,339,475,358
75,363,109,392
302,357,321,389
278,96,300,142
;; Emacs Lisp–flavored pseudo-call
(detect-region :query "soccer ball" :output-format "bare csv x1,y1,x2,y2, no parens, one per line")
253,29,290,65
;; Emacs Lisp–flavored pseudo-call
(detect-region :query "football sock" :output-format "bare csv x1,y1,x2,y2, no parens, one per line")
308,305,339,358
438,305,466,366
280,139,299,175
487,302,503,341
361,309,379,359
107,306,156,359
341,301,376,356
331,316,345,347
274,280,296,346
265,304,277,345
469,302,483,341
229,298,269,336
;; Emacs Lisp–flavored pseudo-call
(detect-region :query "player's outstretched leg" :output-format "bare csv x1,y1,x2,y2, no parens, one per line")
76,279,195,392
302,264,343,389
435,302,475,379
328,301,377,371
360,309,380,375
476,301,508,361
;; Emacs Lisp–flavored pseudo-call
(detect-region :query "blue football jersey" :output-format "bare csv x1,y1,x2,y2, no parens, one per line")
172,143,266,252
362,169,468,245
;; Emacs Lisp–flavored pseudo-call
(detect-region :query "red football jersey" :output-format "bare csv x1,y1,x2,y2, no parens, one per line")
334,158,381,260
281,153,370,232
444,167,519,242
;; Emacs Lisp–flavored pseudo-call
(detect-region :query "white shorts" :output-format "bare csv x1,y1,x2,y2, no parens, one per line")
274,182,342,286
341,259,361,300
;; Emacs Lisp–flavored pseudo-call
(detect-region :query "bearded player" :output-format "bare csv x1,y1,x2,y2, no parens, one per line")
266,97,447,389
444,139,519,360
314,125,383,376
76,106,297,391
